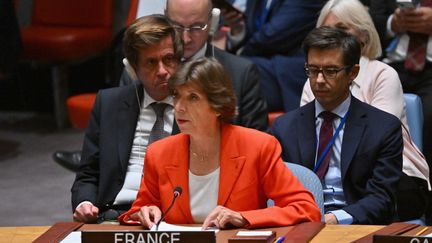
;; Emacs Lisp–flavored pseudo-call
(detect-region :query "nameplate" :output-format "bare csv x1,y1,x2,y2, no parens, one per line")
81,230,216,243
373,234,432,243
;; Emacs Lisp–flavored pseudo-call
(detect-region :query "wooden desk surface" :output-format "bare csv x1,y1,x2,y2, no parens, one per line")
0,224,383,243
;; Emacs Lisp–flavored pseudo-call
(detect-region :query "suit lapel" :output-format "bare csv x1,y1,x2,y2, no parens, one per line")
164,134,193,222
217,125,246,206
340,98,367,179
117,85,142,172
298,103,317,170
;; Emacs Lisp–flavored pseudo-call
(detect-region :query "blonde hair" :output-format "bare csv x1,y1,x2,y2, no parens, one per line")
317,0,382,59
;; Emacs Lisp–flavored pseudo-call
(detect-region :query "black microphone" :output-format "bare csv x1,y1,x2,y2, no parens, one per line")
155,186,182,230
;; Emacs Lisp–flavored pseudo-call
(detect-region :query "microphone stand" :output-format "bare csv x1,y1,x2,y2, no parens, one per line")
155,188,182,230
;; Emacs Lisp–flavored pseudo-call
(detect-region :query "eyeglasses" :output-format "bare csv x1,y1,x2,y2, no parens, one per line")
142,54,179,71
172,24,208,35
304,65,352,80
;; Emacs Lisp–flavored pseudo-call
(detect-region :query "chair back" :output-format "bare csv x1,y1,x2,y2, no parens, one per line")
286,162,324,220
267,162,324,221
32,0,113,28
404,93,423,151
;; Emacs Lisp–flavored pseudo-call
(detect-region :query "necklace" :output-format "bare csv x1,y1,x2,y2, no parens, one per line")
190,149,208,163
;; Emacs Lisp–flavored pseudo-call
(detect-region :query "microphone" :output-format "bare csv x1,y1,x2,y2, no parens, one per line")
155,186,182,230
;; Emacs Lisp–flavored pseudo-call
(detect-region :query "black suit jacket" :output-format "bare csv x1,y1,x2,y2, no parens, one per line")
71,84,179,210
207,46,268,131
271,97,403,224
369,0,397,51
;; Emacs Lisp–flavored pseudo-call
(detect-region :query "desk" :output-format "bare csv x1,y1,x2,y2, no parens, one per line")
0,224,383,243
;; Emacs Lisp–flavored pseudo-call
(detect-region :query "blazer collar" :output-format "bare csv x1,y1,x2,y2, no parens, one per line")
163,124,246,221
117,84,143,172
340,97,367,179
298,102,318,170
217,124,246,206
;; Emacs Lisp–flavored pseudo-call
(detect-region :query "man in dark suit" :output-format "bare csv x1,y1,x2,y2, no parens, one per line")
369,0,432,223
54,0,268,172
165,0,268,131
224,0,324,112
271,27,403,225
71,15,183,223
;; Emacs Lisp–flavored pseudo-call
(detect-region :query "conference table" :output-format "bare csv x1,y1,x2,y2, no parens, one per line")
0,224,383,243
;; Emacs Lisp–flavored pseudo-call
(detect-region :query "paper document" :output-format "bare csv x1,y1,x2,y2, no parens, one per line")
151,222,218,232
60,231,82,243
236,231,273,236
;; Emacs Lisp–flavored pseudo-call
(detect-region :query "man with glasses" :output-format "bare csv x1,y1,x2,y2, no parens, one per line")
71,15,182,223
271,27,403,225
53,0,268,172
164,0,268,131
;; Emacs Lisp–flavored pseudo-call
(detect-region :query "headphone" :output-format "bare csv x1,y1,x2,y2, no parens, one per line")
209,8,221,37
123,58,138,82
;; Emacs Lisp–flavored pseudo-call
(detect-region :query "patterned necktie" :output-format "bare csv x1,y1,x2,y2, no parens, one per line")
316,111,337,180
404,0,432,72
148,103,169,145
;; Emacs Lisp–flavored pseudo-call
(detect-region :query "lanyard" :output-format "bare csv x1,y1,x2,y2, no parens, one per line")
313,112,349,173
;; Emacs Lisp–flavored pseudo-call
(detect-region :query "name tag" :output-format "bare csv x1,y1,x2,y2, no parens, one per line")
81,231,216,243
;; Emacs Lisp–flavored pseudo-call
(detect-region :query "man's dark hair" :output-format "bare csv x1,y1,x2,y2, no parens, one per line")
302,26,361,67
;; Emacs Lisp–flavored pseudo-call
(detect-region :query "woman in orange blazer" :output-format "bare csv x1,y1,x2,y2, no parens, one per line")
119,58,321,229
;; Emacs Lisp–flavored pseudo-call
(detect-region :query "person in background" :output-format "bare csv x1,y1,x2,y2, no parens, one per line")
369,0,432,224
222,0,324,112
301,0,430,223
71,15,182,223
272,27,403,225
119,57,321,228
53,0,269,171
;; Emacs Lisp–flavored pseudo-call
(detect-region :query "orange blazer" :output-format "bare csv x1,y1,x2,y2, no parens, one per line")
119,124,321,228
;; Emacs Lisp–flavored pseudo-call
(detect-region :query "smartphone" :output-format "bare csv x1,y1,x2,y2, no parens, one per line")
396,0,418,9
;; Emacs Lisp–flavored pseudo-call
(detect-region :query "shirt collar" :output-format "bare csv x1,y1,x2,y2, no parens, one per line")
315,94,351,119
143,87,174,109
187,43,207,61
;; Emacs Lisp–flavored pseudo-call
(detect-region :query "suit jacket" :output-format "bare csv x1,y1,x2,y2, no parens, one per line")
71,84,179,211
369,0,397,50
119,124,321,228
208,46,268,131
227,0,324,111
301,57,429,183
271,97,403,224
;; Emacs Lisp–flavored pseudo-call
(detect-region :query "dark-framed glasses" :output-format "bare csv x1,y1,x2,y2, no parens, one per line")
304,65,352,80
143,54,179,71
172,24,208,35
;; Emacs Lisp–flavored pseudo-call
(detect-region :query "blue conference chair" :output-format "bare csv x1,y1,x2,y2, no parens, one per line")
267,162,324,221
404,93,423,151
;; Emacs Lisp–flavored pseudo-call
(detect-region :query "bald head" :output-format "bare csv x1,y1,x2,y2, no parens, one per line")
165,0,213,59
166,0,212,14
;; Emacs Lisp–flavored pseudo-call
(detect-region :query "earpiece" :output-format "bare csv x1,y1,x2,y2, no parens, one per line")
122,58,138,81
209,8,221,37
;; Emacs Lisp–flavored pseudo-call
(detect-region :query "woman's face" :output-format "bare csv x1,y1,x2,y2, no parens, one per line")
173,81,220,135
322,12,364,44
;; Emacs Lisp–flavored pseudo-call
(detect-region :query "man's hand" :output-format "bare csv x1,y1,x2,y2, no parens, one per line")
73,203,99,223
202,205,248,230
324,213,339,224
220,9,245,35
392,7,432,34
